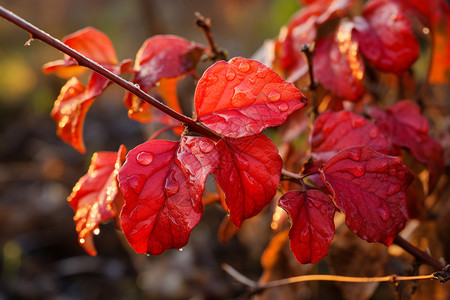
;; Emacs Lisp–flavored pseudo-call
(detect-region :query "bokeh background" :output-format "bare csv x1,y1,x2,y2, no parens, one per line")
1,1,450,300
0,0,301,299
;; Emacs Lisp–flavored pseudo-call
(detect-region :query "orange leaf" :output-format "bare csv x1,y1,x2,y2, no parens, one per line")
51,77,93,154
68,145,127,256
63,27,118,65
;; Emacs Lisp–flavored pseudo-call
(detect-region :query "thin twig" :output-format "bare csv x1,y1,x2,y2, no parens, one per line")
301,43,316,91
393,236,445,271
222,263,443,293
0,5,221,142
195,12,228,61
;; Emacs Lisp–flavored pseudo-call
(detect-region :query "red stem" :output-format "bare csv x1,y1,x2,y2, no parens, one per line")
0,5,221,142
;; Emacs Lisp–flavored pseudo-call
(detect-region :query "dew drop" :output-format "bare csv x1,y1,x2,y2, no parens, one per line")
268,90,281,101
226,69,236,81
199,139,214,154
93,228,100,236
277,102,289,112
351,116,365,128
256,67,266,78
387,184,401,196
178,248,183,252
127,175,144,194
238,61,250,72
208,74,218,84
377,206,391,222
389,168,397,176
369,128,378,138
146,253,150,257
136,151,154,166
79,238,85,244
231,92,248,107
348,166,365,177
348,148,362,161
134,83,140,89
165,176,179,197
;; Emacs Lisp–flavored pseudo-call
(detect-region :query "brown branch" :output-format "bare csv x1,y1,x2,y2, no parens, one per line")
301,43,316,91
0,5,221,142
222,263,441,294
195,12,228,61
393,236,445,271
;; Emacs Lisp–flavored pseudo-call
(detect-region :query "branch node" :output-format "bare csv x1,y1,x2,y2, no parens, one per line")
195,12,228,61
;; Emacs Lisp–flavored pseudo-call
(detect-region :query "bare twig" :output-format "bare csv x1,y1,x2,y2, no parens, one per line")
222,263,446,294
195,12,228,61
0,5,221,142
301,43,316,91
393,236,445,271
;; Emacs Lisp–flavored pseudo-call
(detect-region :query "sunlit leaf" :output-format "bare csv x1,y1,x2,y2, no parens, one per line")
195,57,307,138
320,146,413,245
118,137,218,255
214,134,283,227
68,145,127,256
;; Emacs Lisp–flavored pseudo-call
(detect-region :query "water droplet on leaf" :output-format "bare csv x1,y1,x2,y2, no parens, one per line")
369,128,378,138
348,166,365,177
136,151,154,166
208,74,218,84
199,139,214,153
178,248,183,252
226,69,236,81
127,175,144,194
387,184,401,196
93,228,100,235
351,117,365,128
377,206,391,222
238,61,250,72
256,67,266,78
277,102,289,112
79,238,85,244
231,92,247,107
165,175,179,197
389,168,397,176
268,90,281,101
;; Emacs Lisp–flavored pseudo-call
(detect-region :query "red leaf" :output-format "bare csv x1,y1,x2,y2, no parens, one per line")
195,57,307,138
214,134,282,227
313,21,365,101
118,137,218,255
320,146,413,245
50,68,120,153
124,35,205,122
42,27,123,77
278,190,336,264
68,145,127,256
279,0,353,82
368,100,444,191
353,0,419,74
393,0,450,83
50,77,92,154
311,110,394,163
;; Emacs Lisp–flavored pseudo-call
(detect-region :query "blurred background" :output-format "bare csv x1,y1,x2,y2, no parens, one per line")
0,0,301,299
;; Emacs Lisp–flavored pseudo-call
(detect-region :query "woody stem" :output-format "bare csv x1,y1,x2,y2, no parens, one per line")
0,5,221,142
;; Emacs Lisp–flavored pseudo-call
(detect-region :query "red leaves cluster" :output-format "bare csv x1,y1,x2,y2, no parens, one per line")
48,4,444,266
275,0,432,100
45,28,206,153
279,103,441,264
67,145,127,256
117,57,307,254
